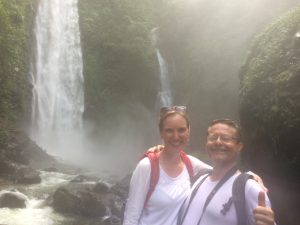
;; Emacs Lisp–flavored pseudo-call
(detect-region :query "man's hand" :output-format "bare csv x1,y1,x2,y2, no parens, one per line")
253,191,275,225
147,145,164,153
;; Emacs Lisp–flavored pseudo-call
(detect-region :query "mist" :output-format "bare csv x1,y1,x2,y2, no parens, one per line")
29,0,299,176
157,0,300,151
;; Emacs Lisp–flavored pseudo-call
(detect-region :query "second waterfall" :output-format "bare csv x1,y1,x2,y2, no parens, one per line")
30,0,84,157
152,28,173,108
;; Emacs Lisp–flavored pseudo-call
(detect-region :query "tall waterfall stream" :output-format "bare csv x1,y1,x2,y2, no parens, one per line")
30,0,85,159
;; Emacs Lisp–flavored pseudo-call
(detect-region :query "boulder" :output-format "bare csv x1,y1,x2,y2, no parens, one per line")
52,186,106,217
52,187,81,214
93,181,110,194
78,191,106,217
0,190,27,208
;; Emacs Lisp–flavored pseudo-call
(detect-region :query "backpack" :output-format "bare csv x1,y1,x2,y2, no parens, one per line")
231,173,254,225
219,173,254,225
142,150,194,207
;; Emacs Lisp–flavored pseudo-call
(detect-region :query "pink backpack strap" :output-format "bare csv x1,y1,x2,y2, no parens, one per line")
180,150,194,181
140,152,159,208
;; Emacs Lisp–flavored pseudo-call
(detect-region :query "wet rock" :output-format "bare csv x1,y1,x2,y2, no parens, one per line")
0,159,17,176
0,190,27,208
53,187,81,214
0,130,56,184
52,186,106,217
0,157,41,184
6,142,29,165
3,130,56,168
79,191,106,217
93,182,110,194
110,173,131,199
109,174,131,218
49,172,130,221
71,174,90,183
15,166,41,184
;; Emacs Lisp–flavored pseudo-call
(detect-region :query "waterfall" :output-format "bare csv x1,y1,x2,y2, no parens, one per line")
30,0,84,156
151,28,173,107
156,49,173,107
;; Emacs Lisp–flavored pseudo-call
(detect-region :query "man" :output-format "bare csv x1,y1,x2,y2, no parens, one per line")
178,119,275,225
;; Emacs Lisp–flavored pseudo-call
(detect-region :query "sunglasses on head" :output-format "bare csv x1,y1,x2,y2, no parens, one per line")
160,106,187,117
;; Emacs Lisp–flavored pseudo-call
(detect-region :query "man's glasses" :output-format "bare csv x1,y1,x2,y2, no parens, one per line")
207,135,239,143
160,106,187,117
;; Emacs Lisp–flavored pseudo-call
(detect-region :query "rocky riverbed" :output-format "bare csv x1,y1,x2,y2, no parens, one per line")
0,131,130,225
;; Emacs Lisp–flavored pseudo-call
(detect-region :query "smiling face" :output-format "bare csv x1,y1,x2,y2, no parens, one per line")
206,122,243,167
160,114,190,151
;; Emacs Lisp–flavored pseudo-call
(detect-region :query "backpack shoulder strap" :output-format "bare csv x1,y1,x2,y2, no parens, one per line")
142,150,201,208
177,173,210,225
179,150,194,181
190,168,212,186
140,152,159,208
232,173,254,225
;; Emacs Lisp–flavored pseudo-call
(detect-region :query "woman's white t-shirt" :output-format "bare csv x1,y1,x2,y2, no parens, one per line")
123,155,211,225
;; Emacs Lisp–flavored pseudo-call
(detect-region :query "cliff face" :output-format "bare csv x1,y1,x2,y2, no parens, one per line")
239,6,300,225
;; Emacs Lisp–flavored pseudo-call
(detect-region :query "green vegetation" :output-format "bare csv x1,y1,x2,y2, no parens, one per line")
78,0,159,125
0,0,36,148
239,6,300,174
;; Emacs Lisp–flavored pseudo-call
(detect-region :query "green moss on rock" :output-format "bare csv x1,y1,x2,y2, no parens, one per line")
239,6,300,183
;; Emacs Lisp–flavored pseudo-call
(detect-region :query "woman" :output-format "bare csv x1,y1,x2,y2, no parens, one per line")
122,106,212,225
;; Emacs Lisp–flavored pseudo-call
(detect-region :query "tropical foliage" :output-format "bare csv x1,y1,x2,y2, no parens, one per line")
0,0,36,148
239,6,300,173
78,0,159,125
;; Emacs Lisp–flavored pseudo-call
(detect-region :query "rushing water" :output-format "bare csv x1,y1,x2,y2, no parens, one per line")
0,170,117,225
0,171,78,225
151,28,173,107
156,49,173,107
30,0,84,157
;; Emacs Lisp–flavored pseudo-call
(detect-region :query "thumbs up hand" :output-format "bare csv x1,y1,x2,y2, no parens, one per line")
253,191,275,225
258,191,266,207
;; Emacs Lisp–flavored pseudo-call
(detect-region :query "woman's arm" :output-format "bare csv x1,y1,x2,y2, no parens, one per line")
188,155,212,175
123,158,151,225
